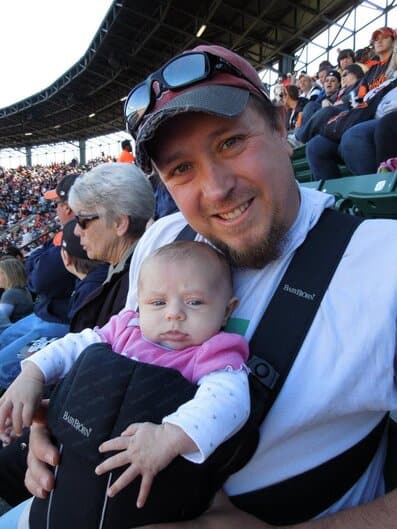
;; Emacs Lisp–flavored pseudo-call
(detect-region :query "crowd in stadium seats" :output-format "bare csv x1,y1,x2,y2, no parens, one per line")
0,156,115,255
273,26,397,180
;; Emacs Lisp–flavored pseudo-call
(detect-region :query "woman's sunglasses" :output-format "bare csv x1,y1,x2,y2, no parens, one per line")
75,213,99,230
124,51,269,138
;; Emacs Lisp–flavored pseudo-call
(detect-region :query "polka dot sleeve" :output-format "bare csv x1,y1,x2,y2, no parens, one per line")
163,368,250,463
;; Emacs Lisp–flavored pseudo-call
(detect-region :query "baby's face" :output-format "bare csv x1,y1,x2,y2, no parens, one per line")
138,255,234,350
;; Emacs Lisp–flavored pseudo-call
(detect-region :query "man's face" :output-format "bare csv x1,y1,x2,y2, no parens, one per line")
299,76,312,93
55,199,71,226
324,76,340,96
150,102,300,268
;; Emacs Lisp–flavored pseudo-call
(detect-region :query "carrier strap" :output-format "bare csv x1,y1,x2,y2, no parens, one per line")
231,415,387,525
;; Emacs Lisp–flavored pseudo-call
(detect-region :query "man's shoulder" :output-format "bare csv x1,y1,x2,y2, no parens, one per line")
348,218,397,270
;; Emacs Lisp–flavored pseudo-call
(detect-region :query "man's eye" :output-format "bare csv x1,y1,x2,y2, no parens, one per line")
172,162,192,175
221,136,241,150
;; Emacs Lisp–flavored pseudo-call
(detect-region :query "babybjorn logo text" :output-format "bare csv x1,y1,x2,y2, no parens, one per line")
62,411,92,438
283,283,316,301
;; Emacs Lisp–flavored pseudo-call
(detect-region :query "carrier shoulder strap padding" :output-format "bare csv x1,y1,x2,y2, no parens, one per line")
247,208,363,424
29,344,259,529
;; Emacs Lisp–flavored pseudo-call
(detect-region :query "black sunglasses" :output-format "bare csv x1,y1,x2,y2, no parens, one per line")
124,51,269,138
75,213,99,230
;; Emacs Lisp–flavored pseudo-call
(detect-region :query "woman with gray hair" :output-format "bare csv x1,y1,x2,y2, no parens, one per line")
67,162,155,331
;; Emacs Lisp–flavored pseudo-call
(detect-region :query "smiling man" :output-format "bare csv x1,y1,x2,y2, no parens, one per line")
25,45,397,529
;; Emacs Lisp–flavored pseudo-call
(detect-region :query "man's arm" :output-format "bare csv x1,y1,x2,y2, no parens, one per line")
134,488,397,529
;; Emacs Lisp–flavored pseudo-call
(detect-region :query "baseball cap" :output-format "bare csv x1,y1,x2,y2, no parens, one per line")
371,27,396,42
44,173,80,201
325,70,341,83
61,219,89,260
135,45,272,173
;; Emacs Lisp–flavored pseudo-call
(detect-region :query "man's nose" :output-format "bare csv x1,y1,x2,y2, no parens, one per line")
201,161,235,202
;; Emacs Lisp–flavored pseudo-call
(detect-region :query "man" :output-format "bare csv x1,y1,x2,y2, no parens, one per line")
117,139,135,163
0,174,78,388
293,69,341,143
297,72,321,101
25,45,397,528
320,69,341,106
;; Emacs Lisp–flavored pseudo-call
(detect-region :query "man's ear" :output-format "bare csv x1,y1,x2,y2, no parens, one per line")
60,248,72,269
274,106,293,157
64,203,73,216
222,297,239,327
115,214,130,236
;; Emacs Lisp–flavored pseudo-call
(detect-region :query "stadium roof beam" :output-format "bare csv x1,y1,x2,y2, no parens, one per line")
0,0,363,150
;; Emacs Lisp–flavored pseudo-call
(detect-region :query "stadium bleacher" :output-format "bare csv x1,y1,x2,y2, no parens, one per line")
300,171,397,219
291,145,351,183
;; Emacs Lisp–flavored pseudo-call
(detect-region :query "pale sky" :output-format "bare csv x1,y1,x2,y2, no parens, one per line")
0,0,114,109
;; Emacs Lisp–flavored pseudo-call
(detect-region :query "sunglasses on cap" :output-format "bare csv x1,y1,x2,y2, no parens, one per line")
75,213,99,230
124,51,269,138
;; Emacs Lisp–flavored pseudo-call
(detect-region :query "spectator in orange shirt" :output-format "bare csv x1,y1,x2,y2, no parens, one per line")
117,139,135,163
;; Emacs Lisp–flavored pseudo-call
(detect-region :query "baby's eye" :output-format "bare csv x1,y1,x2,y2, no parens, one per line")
187,299,203,306
151,300,165,306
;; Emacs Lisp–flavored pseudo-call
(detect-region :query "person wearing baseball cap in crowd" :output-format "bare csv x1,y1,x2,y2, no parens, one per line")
43,173,79,245
356,26,396,99
294,63,364,145
0,174,79,389
295,68,341,138
320,69,341,106
16,44,397,529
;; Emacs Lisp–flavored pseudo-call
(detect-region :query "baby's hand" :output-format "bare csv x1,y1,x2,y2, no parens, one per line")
95,422,196,508
0,361,44,436
0,417,17,446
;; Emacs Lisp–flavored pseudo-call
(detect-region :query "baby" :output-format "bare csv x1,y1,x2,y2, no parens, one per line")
0,240,250,510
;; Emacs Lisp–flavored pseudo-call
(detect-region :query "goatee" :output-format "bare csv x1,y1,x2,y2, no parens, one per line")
210,222,289,269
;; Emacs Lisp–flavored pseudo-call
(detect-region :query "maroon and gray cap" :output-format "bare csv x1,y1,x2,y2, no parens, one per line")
135,45,271,173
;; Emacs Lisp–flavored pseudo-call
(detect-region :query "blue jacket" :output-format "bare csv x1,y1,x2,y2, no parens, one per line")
68,264,109,320
25,241,76,324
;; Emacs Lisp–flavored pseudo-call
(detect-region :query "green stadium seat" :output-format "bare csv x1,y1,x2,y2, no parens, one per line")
320,172,397,200
291,145,306,161
291,145,351,183
301,172,397,219
341,191,397,219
